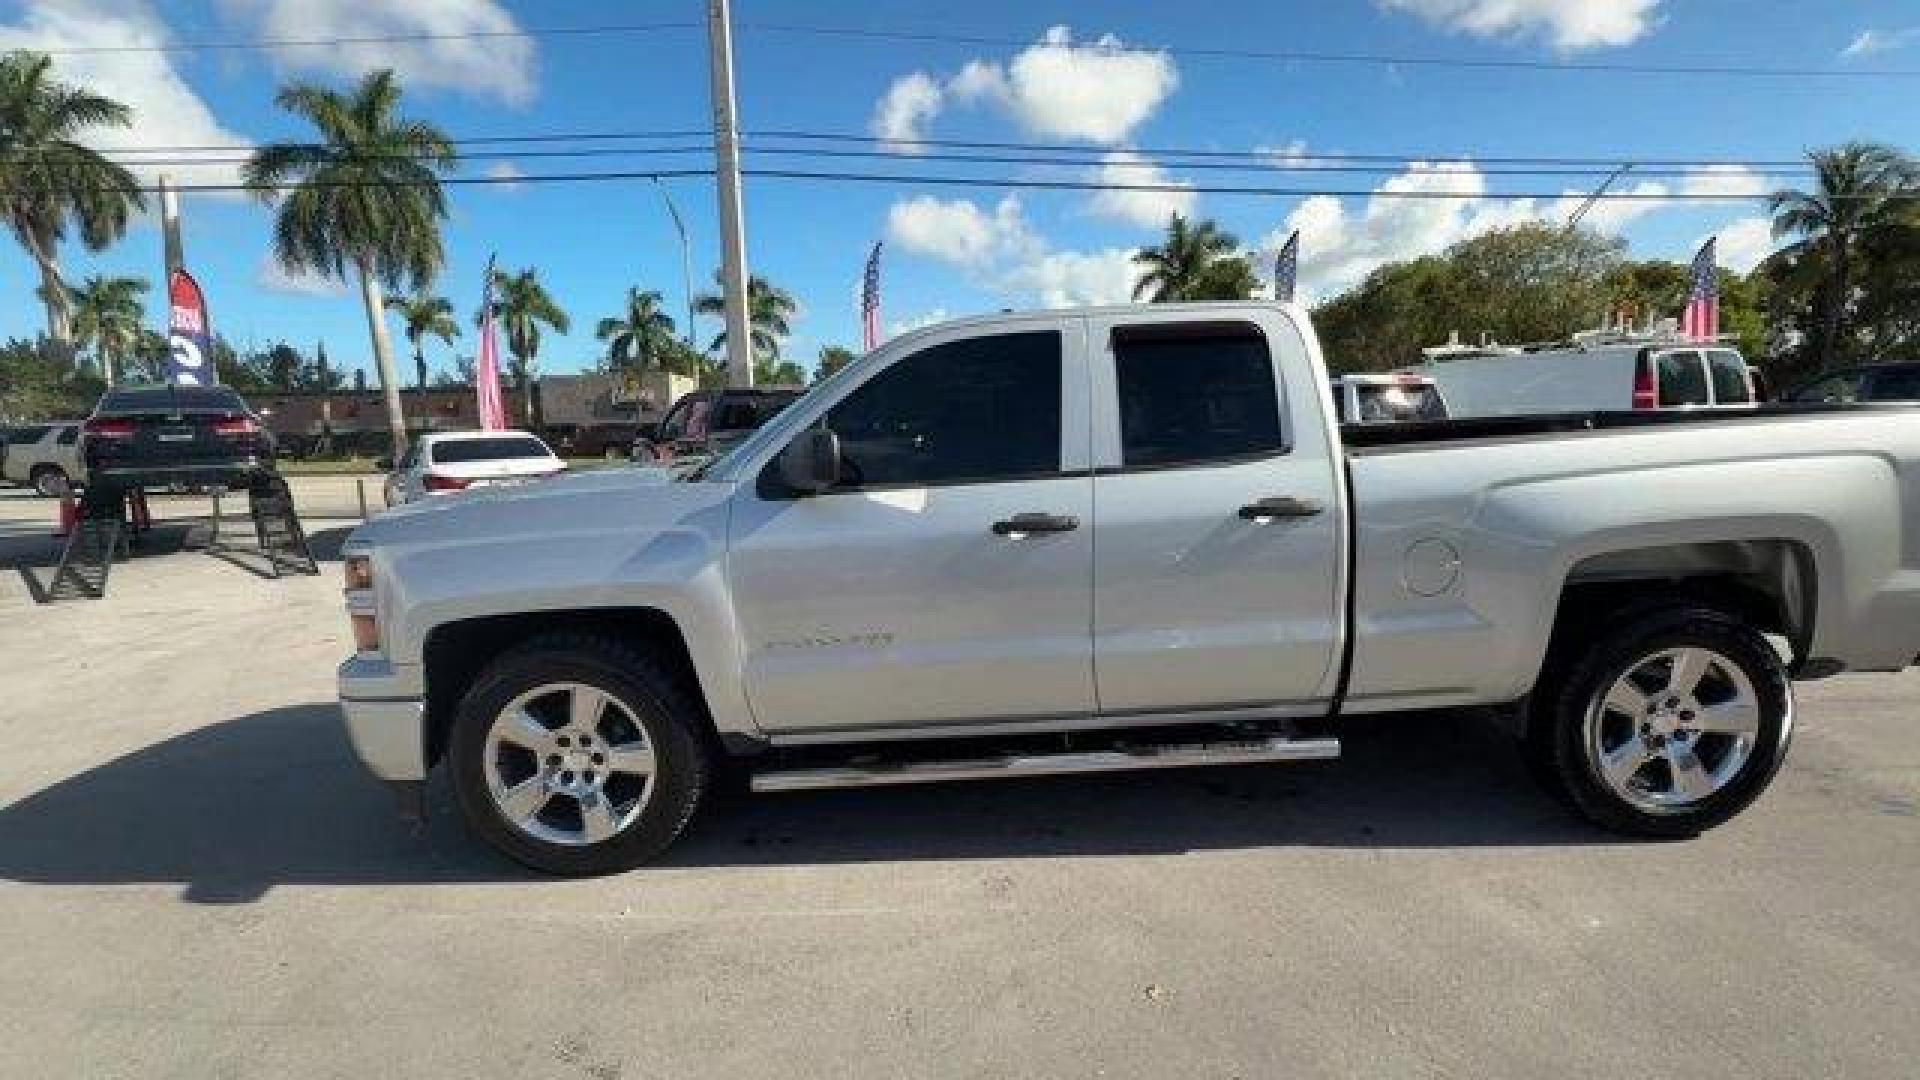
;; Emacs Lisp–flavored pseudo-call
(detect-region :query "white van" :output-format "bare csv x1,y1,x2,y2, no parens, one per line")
1425,338,1757,418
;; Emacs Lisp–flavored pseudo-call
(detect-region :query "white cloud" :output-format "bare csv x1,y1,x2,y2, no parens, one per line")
1679,164,1770,201
1002,248,1140,307
219,0,537,105
1257,139,1315,169
887,195,1040,269
483,161,526,192
941,26,1178,144
872,71,943,152
1088,151,1197,228
1841,28,1916,58
1263,161,1688,300
886,194,1137,308
886,309,950,338
0,1,254,194
1257,156,1780,301
256,255,349,298
1377,0,1664,52
1708,217,1777,274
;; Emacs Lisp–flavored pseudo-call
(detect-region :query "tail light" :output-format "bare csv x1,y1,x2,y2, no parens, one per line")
212,415,259,436
424,473,471,492
1632,359,1658,410
84,417,136,439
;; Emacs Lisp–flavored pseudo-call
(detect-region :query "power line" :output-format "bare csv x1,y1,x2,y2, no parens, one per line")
87,165,1872,202
61,127,1817,172
17,17,1920,80
81,141,1820,182
737,22,1920,80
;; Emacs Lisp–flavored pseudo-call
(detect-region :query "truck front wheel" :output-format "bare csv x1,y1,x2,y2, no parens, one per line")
449,635,711,875
1529,604,1793,838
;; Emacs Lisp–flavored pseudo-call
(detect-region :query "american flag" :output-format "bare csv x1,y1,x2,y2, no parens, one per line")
860,241,883,351
1273,230,1300,305
1681,237,1719,342
475,256,509,430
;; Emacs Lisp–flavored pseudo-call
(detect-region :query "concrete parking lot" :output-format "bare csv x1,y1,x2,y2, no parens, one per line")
0,479,1915,1078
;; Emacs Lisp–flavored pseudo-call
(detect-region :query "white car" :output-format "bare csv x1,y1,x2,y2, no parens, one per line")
381,430,564,506
1,422,86,496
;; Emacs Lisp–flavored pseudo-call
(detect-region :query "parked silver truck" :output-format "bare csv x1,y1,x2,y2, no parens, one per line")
337,303,1920,875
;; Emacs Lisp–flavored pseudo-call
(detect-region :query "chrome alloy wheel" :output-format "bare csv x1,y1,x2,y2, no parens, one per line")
483,682,658,846
1583,646,1761,812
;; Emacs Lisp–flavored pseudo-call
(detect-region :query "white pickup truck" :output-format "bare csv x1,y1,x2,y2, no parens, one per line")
336,303,1920,875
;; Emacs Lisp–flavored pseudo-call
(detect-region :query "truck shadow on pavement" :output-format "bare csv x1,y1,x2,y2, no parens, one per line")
0,703,1613,903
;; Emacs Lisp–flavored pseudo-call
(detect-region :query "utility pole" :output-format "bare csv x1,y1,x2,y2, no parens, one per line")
159,174,184,274
707,0,754,387
654,177,697,349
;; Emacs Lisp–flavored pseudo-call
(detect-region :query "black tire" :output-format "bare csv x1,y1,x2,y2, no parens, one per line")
1526,603,1793,838
30,464,67,498
448,634,711,875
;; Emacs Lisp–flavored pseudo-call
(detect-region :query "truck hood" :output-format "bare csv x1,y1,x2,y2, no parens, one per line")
349,466,731,552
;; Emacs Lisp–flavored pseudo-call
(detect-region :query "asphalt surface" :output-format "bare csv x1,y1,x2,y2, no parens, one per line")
0,480,1915,1078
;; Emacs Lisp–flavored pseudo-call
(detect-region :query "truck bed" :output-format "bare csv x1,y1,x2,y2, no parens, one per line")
1341,401,1920,453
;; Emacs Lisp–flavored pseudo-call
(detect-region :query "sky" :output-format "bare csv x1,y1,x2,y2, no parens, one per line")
3,0,1919,382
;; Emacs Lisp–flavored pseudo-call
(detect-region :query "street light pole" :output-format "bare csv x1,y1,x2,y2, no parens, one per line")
706,0,754,387
653,177,696,349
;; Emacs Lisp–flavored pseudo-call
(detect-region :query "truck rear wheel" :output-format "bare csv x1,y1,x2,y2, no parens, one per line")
1529,604,1793,838
448,634,710,875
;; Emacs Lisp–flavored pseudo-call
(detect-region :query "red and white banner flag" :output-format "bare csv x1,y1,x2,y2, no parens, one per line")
475,261,508,429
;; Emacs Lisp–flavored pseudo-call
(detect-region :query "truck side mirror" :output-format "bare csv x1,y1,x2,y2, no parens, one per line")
777,428,840,495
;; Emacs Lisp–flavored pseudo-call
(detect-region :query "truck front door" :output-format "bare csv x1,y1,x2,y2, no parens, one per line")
1087,311,1346,716
727,320,1097,735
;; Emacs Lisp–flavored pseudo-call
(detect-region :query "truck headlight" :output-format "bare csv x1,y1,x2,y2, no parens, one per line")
343,554,380,652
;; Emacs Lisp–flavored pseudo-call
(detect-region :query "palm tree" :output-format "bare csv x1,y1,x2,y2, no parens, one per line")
243,69,456,455
1769,142,1916,366
484,266,569,425
385,291,459,390
695,273,796,366
0,51,145,351
1133,213,1240,303
595,287,679,374
64,274,147,385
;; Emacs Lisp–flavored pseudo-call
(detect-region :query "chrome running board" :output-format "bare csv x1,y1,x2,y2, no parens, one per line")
750,734,1340,793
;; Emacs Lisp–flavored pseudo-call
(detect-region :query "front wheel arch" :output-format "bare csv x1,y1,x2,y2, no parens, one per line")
422,608,713,772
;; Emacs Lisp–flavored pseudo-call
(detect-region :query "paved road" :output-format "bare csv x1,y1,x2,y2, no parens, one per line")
0,484,1915,1078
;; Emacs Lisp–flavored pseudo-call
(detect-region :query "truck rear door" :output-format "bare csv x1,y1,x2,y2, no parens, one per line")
1087,309,1347,716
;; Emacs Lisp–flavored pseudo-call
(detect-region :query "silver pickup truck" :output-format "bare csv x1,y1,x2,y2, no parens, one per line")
337,303,1920,875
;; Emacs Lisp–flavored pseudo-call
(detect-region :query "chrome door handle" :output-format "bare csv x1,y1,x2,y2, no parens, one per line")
992,512,1080,536
1238,496,1325,520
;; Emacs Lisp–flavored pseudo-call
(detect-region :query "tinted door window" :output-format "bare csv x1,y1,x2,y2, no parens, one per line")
56,426,79,445
1704,351,1752,404
1113,324,1283,468
820,331,1061,489
1867,366,1920,400
1656,351,1710,407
